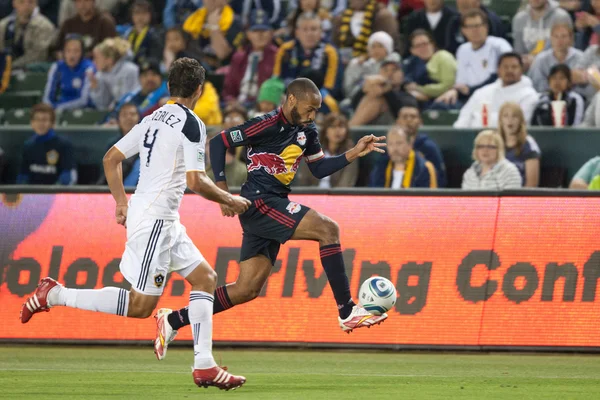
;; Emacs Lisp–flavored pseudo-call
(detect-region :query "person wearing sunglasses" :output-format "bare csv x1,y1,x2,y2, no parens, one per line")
462,129,522,190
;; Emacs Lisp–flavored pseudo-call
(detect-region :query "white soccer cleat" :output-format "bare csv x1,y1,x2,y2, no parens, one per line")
338,305,388,333
154,308,178,360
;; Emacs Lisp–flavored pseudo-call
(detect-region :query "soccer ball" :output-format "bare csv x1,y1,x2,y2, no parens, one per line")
358,277,397,316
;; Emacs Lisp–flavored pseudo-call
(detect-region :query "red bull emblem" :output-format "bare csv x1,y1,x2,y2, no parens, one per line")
247,151,289,175
297,131,307,146
286,202,302,215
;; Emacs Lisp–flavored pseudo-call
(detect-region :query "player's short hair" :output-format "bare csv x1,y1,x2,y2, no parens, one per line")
549,63,572,82
31,103,56,124
168,57,205,98
286,77,320,101
497,52,523,69
461,9,488,28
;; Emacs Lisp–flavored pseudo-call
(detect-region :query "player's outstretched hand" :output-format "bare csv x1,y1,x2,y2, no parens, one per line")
230,196,251,215
115,204,128,227
355,134,386,158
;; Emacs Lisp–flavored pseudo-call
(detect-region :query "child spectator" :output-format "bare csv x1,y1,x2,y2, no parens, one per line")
17,104,77,185
461,129,522,190
123,0,162,64
162,27,199,72
498,102,542,187
531,64,585,126
43,34,95,111
90,37,140,110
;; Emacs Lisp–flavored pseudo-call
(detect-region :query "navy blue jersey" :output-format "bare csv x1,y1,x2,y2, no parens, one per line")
18,130,76,185
220,108,324,196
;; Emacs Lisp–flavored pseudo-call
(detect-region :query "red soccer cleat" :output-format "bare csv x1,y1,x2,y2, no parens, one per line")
192,366,246,391
338,305,388,333
20,277,60,324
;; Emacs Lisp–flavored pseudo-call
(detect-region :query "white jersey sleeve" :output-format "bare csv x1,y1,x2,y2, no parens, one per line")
114,122,146,158
181,112,207,172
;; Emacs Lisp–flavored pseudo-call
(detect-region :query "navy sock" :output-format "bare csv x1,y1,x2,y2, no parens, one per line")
320,244,355,319
166,286,235,330
213,285,234,314
167,306,189,330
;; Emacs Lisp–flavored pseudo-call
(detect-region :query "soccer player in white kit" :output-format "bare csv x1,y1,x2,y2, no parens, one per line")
20,58,251,391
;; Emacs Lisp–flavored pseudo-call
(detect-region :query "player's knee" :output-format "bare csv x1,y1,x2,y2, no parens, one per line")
321,219,340,244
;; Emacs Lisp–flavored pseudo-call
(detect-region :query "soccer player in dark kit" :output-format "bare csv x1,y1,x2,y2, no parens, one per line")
154,78,387,360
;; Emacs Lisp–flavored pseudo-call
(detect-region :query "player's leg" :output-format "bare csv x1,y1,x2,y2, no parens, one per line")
291,209,388,332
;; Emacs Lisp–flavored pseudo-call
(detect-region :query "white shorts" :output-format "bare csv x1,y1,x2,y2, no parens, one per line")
120,217,204,296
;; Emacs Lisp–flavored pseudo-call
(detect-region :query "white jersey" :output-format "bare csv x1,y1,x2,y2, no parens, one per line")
455,36,513,87
114,101,206,220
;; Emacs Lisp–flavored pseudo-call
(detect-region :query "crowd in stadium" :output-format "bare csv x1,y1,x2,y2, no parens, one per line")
1,0,600,190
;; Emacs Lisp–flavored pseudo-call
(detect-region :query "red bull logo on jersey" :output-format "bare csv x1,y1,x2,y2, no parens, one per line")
247,144,305,185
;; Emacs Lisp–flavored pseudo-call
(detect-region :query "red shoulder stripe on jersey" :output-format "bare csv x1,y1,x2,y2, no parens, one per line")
220,130,230,148
245,114,280,137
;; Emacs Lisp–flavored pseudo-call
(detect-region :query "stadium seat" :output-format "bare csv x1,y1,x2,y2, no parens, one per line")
3,108,31,125
59,109,106,126
421,110,460,126
0,92,41,109
6,72,48,93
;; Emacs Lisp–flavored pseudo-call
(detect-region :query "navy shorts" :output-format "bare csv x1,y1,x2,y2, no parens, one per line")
239,195,310,265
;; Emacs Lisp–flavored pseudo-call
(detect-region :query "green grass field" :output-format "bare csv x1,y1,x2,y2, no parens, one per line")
1,346,600,399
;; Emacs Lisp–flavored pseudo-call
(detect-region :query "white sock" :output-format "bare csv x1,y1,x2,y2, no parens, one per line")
48,286,129,317
189,291,216,369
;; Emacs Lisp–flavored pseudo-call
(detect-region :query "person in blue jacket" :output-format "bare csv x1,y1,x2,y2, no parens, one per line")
369,126,437,189
42,34,95,111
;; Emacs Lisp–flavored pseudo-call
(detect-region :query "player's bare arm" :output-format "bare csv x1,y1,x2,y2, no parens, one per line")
186,171,250,215
103,146,128,227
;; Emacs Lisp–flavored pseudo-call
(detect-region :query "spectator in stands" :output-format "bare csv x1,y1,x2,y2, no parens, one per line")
332,0,399,64
454,52,540,128
461,130,522,190
402,29,457,107
571,42,600,100
298,68,339,121
396,104,447,187
570,155,600,189
251,76,285,117
497,102,541,187
369,126,437,188
192,76,223,126
288,0,346,17
349,60,417,126
222,9,278,109
123,0,161,65
528,22,583,93
163,0,201,29
97,102,141,186
205,108,247,184
182,0,244,70
237,0,284,30
579,90,600,126
574,0,600,49
0,0,55,68
343,31,400,102
403,0,457,56
444,0,506,55
90,37,140,110
58,0,120,25
17,104,77,185
296,113,358,187
532,64,585,126
512,0,572,71
43,34,95,111
162,27,198,72
57,0,117,58
106,60,168,123
274,12,342,96
279,0,332,41
0,49,11,94
435,9,512,109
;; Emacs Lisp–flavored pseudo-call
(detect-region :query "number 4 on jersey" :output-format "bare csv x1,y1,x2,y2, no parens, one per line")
143,128,159,166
